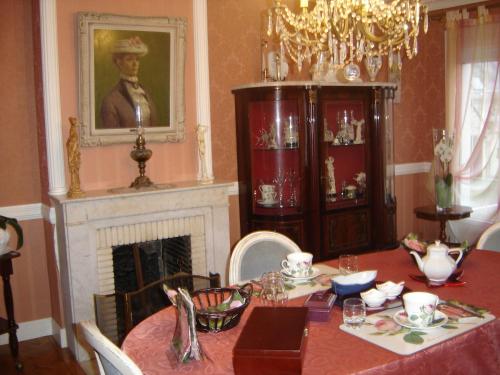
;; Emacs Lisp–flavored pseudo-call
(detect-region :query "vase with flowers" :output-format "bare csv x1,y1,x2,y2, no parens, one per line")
433,129,454,211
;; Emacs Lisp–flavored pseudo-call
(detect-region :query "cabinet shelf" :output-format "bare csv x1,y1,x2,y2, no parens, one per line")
325,197,368,210
327,141,365,147
252,146,299,152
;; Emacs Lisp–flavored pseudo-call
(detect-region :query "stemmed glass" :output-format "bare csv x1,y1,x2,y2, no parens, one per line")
273,170,287,208
285,169,298,207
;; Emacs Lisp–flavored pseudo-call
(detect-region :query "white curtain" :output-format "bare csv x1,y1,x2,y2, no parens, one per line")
445,7,500,244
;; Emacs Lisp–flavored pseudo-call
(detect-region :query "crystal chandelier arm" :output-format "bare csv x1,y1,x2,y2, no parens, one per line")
268,0,428,73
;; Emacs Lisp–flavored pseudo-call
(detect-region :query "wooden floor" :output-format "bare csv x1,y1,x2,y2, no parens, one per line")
0,336,98,375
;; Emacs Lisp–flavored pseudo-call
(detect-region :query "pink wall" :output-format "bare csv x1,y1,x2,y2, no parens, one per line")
2,0,448,329
0,0,41,207
57,0,199,192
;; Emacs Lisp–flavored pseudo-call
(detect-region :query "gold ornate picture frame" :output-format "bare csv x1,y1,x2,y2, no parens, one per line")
78,13,186,146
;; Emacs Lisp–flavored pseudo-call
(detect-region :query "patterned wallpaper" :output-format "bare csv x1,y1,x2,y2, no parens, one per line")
207,0,266,181
207,2,445,180
394,20,446,164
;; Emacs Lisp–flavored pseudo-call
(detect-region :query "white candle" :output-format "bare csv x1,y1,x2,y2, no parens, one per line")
135,105,142,127
300,0,308,8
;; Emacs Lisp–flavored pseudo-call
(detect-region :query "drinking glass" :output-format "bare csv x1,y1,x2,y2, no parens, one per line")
343,297,366,329
339,254,358,275
260,271,288,305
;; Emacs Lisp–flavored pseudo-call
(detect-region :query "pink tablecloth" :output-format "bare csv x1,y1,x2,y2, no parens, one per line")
122,248,500,374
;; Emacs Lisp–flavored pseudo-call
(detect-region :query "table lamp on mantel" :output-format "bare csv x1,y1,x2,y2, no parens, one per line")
130,105,154,189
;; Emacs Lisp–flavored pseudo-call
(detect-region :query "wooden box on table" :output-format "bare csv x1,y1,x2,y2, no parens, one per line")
233,307,308,375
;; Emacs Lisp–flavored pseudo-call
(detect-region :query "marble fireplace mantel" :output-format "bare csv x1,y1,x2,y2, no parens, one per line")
51,181,232,361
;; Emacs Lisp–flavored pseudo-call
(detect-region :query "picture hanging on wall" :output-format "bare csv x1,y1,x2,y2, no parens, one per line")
78,13,186,146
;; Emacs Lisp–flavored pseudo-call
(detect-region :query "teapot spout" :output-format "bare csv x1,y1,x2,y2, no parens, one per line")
409,251,424,272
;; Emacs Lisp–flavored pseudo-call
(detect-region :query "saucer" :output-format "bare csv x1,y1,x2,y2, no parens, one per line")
257,199,278,207
393,309,448,330
281,266,321,281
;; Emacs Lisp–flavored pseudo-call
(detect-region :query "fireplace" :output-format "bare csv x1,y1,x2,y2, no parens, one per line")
52,182,232,361
113,236,193,294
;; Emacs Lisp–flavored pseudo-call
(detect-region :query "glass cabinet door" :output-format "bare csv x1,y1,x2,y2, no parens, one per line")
248,97,304,216
319,97,369,210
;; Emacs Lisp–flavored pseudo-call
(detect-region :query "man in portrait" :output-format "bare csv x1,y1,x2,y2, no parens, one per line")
100,37,158,128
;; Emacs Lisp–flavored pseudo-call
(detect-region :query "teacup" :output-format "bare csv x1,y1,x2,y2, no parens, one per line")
402,292,439,327
281,252,313,277
259,184,276,194
261,190,277,203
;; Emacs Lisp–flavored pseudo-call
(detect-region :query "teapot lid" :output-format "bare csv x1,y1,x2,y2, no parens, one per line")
427,240,449,252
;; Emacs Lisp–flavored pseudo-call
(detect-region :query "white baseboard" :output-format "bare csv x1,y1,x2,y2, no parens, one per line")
0,318,48,344
0,318,67,347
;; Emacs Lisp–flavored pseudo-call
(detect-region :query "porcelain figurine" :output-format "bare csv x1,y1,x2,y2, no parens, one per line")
410,241,463,284
325,156,336,201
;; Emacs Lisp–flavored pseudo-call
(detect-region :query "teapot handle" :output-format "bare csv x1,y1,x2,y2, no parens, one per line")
449,248,464,266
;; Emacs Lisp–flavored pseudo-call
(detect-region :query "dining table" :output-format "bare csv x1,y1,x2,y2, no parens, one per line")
121,247,500,374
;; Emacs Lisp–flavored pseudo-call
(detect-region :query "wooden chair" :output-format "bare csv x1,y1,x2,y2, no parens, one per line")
80,320,143,375
94,272,220,343
122,272,220,334
228,230,302,285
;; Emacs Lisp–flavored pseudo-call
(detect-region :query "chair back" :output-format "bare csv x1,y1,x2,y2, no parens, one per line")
476,222,500,251
80,320,143,375
229,230,302,285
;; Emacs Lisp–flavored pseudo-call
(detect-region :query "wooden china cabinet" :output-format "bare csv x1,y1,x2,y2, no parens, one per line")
232,82,398,260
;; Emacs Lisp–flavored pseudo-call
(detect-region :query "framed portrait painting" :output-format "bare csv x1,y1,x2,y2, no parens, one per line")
78,13,186,146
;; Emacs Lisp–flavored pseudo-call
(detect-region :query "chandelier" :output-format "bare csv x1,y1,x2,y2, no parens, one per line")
266,0,429,81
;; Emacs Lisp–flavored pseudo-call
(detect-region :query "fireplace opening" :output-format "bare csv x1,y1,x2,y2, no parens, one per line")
96,235,192,343
113,235,192,294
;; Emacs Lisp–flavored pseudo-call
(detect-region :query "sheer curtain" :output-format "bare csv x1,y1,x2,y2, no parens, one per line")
445,6,500,244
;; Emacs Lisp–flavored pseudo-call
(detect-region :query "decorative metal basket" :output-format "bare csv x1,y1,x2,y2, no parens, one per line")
192,283,252,333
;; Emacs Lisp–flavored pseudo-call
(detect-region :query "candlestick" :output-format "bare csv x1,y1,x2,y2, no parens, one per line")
129,130,153,189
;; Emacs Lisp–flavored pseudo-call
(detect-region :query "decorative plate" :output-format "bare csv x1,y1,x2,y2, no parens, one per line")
393,309,448,330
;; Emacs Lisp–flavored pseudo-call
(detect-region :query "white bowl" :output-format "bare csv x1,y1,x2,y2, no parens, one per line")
376,281,404,300
360,288,387,307
332,270,378,285
331,270,378,296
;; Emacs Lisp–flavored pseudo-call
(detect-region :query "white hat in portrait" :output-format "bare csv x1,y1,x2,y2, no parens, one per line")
111,36,148,56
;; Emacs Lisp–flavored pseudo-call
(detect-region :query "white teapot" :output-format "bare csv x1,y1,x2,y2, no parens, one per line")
410,241,463,284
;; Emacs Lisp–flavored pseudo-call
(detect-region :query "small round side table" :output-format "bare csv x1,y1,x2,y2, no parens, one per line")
414,205,473,243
